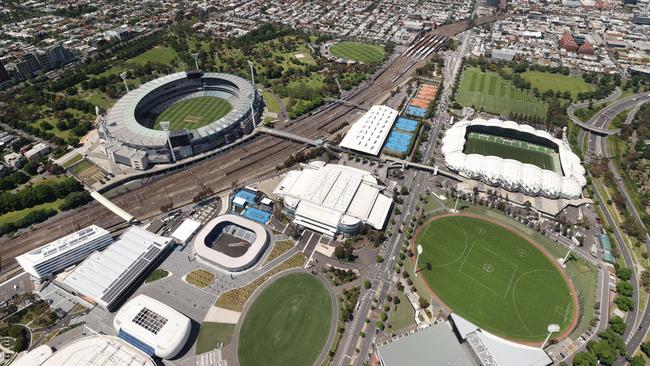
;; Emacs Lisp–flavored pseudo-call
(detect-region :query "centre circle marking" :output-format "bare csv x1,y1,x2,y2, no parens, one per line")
517,249,528,257
483,263,494,273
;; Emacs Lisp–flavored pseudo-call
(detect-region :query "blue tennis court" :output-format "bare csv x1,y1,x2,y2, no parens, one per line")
406,105,426,117
395,117,418,132
384,131,413,153
243,207,271,224
234,190,257,206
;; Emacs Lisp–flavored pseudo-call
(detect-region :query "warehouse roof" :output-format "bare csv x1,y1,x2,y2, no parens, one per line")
61,226,171,309
17,225,110,265
41,335,155,366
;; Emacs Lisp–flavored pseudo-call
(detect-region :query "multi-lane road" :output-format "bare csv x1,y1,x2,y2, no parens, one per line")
578,92,650,357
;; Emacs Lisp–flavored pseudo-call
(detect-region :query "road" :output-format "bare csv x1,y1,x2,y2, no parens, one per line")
580,92,650,358
333,28,471,366
0,15,503,279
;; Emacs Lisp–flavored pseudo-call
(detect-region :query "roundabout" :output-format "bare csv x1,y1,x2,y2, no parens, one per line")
412,214,579,343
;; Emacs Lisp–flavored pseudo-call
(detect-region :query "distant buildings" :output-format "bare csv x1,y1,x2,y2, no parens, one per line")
24,143,51,160
14,44,75,80
0,60,9,83
559,32,595,55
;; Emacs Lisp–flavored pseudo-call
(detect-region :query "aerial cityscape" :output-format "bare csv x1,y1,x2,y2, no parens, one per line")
0,0,649,365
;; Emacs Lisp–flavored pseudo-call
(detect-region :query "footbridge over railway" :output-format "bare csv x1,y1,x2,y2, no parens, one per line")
383,156,465,181
256,126,325,146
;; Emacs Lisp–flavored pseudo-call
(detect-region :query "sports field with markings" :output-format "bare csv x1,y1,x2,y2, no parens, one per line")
153,96,232,130
414,215,576,342
456,67,548,121
464,132,560,172
329,41,385,64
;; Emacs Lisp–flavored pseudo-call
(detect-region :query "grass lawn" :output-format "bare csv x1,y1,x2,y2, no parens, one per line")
456,67,548,120
263,240,294,265
86,93,114,110
388,292,415,331
62,154,83,168
185,269,215,288
521,71,595,101
238,273,332,366
414,215,575,342
153,97,232,130
0,198,64,226
128,46,178,66
196,322,236,354
329,41,385,64
261,91,280,113
145,268,169,283
464,132,559,173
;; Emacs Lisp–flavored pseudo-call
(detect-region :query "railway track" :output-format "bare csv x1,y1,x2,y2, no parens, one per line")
0,15,505,278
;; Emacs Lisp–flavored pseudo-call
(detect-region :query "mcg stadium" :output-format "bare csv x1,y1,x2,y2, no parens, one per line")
98,70,262,170
441,118,586,199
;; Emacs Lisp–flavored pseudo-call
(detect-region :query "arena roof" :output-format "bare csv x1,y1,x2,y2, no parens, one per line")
376,323,474,366
61,226,172,309
442,118,586,199
273,161,392,235
104,71,256,148
450,313,552,366
40,335,155,366
339,105,399,156
113,294,191,359
194,214,269,272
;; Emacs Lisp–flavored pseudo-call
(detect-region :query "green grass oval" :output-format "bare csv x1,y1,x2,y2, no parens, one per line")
153,96,232,131
238,273,333,366
414,215,576,342
329,41,384,64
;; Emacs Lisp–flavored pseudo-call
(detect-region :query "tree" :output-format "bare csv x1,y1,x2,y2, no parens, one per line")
617,267,632,281
572,351,597,366
616,281,633,297
363,280,371,289
628,355,646,366
640,342,650,358
614,295,633,311
608,316,625,335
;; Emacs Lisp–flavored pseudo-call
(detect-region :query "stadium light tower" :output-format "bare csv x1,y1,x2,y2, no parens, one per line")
246,60,257,128
191,53,200,70
414,244,423,278
160,121,176,163
541,324,560,349
560,244,575,267
120,72,129,93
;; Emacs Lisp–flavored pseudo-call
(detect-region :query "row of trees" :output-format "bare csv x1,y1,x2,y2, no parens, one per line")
0,177,83,215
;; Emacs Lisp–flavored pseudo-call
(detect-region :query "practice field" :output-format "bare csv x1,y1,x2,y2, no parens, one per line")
521,71,595,101
414,215,576,342
153,96,232,130
238,273,332,366
329,41,385,64
456,67,548,121
464,132,560,173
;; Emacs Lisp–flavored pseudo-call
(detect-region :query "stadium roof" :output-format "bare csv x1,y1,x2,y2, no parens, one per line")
339,105,398,156
17,225,109,265
194,214,269,271
273,161,392,235
41,335,155,366
104,71,255,148
61,226,171,309
113,294,191,359
376,323,475,366
450,313,552,366
442,118,586,199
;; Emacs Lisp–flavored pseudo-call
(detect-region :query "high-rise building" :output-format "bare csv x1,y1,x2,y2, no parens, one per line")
16,225,113,280
0,60,9,83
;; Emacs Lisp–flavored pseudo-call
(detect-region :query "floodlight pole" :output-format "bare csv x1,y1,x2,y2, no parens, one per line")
120,72,129,93
541,324,560,349
415,244,423,278
247,60,257,128
191,53,200,70
561,245,574,266
451,196,459,213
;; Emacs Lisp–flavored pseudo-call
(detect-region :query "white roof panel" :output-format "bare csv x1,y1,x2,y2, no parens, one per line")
339,105,398,156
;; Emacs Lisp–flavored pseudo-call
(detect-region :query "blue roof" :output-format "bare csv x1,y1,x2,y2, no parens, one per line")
234,190,257,206
599,234,612,251
406,105,426,117
118,330,155,357
243,207,271,224
384,130,413,153
395,117,418,132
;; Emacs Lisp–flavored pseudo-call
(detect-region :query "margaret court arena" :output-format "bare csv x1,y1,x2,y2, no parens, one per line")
97,70,262,170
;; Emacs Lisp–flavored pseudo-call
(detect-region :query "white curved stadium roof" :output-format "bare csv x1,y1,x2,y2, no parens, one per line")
104,72,255,148
113,294,191,360
442,118,586,199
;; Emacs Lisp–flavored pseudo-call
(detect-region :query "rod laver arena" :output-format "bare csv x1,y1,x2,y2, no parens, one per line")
98,71,262,170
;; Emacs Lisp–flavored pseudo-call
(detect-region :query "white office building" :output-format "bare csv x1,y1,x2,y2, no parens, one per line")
61,226,172,310
16,225,113,280
273,161,393,236
339,105,399,156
